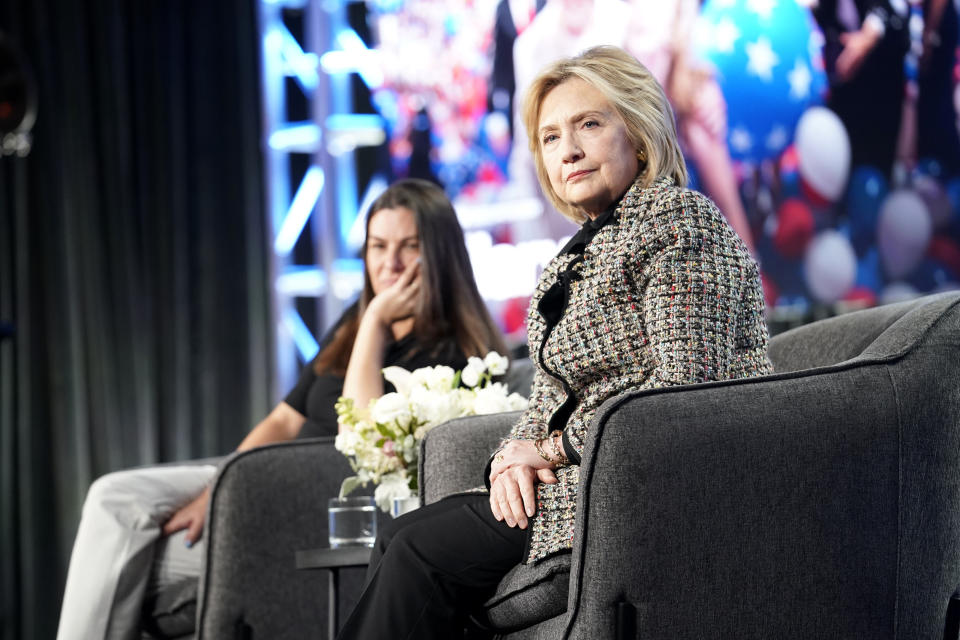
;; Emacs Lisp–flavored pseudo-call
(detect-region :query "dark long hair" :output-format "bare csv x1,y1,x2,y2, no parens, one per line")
314,179,506,375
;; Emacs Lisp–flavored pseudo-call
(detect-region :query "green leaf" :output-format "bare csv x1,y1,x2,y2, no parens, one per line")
452,371,462,388
340,476,362,498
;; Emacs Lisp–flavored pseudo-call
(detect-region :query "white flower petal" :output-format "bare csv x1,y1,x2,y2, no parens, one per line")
382,366,413,395
484,351,509,376
374,472,412,513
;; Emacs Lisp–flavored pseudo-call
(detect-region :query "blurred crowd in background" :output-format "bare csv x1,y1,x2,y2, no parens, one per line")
362,0,960,339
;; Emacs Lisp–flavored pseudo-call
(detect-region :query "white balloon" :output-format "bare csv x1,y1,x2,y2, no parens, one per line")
879,282,920,305
804,230,857,303
913,174,952,230
934,281,960,293
877,189,932,279
796,106,851,202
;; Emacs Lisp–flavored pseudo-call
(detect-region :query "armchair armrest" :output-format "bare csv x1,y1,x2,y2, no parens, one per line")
566,364,910,639
419,411,520,504
196,438,362,640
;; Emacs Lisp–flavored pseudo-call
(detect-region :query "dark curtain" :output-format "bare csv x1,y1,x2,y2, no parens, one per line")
0,1,272,638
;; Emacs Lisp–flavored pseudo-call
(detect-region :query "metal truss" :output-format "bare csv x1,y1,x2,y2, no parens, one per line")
257,0,387,394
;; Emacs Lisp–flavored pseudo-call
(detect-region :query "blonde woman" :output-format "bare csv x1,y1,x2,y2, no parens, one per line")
337,47,772,640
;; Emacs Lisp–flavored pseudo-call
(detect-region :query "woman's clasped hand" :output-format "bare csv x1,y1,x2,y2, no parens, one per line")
488,438,558,529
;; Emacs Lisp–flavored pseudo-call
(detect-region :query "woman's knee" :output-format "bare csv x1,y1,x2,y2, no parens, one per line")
85,469,136,507
376,523,424,573
370,512,410,565
83,469,157,529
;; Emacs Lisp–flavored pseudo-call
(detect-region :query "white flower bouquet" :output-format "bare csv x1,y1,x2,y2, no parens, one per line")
334,352,528,513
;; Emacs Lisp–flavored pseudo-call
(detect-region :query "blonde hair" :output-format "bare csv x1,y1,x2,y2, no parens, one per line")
520,45,688,223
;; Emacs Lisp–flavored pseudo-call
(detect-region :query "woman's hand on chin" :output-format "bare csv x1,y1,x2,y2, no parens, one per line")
366,259,421,328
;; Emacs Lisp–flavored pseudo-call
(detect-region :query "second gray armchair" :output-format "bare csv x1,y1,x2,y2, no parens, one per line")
420,292,960,639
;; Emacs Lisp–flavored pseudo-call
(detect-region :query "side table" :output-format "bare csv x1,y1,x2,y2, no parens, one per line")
295,546,372,640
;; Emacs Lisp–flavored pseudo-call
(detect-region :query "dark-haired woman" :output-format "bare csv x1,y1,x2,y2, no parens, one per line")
56,179,506,640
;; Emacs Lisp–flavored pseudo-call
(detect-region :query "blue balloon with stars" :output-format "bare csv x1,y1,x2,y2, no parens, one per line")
696,0,827,163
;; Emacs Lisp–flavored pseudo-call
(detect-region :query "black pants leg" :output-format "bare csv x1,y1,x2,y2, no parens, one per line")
337,494,527,640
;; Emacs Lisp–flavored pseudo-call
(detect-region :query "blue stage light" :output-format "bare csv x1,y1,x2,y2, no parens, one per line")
274,166,325,256
346,175,389,249
276,266,327,296
279,25,319,92
268,122,322,152
284,308,320,362
318,28,384,88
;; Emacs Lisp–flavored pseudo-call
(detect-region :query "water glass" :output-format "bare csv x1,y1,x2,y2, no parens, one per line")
328,496,377,548
390,496,420,519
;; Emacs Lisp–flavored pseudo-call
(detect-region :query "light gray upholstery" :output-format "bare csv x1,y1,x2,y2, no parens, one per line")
419,411,517,504
418,292,960,639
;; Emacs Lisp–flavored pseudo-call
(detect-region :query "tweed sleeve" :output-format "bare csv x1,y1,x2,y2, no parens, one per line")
505,365,564,443
482,364,564,489
636,193,748,389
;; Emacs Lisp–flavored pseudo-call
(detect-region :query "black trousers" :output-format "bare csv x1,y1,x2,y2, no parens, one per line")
336,494,528,640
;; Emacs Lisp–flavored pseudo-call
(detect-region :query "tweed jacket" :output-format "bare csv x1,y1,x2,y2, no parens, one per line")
499,176,773,565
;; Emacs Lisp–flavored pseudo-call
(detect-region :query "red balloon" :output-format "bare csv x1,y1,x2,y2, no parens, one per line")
501,297,529,335
843,286,877,308
928,235,960,278
800,178,834,209
491,225,513,245
773,198,815,259
780,144,799,174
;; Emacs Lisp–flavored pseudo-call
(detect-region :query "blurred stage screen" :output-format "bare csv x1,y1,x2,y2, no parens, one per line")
342,0,960,339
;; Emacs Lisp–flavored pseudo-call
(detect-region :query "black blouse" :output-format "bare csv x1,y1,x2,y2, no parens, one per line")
284,331,468,438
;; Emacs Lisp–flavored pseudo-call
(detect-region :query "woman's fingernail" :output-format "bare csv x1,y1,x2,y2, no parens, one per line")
185,539,193,548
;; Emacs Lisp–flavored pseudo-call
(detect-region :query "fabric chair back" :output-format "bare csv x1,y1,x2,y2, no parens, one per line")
769,293,958,373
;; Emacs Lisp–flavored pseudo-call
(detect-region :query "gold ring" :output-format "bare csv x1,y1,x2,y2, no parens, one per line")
494,454,504,464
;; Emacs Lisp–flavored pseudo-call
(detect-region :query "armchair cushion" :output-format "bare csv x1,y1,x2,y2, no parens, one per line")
480,553,570,630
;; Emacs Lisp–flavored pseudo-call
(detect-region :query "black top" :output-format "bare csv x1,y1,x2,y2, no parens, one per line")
811,0,908,78
284,331,469,438
536,206,618,463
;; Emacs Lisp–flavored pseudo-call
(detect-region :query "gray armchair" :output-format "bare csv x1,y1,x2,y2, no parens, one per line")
194,437,360,639
181,359,535,640
419,292,960,639
137,440,358,640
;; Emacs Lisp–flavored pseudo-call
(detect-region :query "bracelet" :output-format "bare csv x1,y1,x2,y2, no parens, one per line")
549,430,569,465
533,438,554,463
